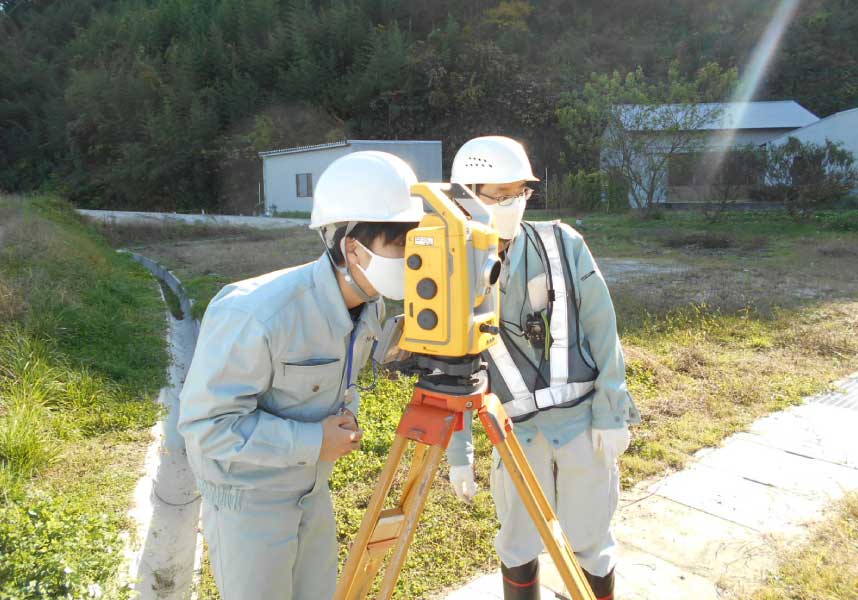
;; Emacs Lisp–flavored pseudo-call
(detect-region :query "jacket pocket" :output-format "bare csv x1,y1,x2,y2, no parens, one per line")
274,359,344,400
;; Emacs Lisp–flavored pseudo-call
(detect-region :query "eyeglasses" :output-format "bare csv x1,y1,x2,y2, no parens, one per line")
479,187,534,207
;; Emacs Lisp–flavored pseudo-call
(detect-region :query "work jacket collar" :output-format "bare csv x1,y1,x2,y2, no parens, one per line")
503,227,528,288
312,254,383,340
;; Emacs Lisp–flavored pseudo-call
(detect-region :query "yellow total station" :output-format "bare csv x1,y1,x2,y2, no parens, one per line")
399,182,501,357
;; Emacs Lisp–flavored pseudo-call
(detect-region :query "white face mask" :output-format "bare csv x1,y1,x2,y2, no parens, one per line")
491,196,527,240
346,239,407,300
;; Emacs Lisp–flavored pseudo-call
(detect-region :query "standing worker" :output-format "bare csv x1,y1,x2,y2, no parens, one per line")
446,136,639,600
178,151,424,600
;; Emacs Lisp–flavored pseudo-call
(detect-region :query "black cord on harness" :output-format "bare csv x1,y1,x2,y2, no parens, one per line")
500,328,550,390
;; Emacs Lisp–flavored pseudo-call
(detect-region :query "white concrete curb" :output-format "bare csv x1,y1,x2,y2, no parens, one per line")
126,251,200,339
78,209,308,230
122,251,204,600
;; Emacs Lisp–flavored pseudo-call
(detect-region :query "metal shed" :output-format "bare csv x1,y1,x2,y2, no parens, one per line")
259,140,442,214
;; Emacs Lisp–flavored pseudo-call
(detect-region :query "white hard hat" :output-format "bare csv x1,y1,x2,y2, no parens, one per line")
310,151,425,230
450,136,539,185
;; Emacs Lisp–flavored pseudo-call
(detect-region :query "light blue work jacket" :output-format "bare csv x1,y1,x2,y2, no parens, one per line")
178,255,382,497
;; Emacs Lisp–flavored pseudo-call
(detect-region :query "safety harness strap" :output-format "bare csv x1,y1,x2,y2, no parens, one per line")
534,381,596,410
488,338,537,419
532,222,570,388
489,222,597,420
489,327,596,419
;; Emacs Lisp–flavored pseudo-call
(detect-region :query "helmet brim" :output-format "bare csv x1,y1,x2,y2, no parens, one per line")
310,199,424,229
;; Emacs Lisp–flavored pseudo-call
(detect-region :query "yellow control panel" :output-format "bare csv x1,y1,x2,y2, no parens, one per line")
400,182,500,357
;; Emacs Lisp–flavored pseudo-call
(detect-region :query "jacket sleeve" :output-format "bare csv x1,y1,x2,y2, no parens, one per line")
178,306,324,468
559,225,640,429
446,411,474,467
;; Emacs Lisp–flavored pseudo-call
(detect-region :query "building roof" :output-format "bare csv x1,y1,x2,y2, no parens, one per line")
613,101,819,132
258,140,349,158
258,139,441,159
769,107,858,143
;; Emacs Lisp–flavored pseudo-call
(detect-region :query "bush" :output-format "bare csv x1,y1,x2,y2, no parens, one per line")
756,138,858,222
818,211,858,232
604,171,631,212
549,170,628,212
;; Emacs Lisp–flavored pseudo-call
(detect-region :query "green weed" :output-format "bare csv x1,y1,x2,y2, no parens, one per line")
0,195,166,598
182,274,230,320
159,280,184,320
620,301,858,484
754,493,858,600
0,494,135,599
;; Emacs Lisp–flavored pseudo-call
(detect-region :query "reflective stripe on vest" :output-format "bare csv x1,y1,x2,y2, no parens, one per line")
533,222,570,388
488,337,536,419
489,221,597,419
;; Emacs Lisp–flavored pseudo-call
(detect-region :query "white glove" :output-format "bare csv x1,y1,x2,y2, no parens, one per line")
449,464,478,502
592,426,631,465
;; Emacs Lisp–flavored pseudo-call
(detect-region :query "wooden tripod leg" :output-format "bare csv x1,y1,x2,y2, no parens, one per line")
336,386,461,599
479,396,596,600
334,435,409,600
376,444,445,599
342,444,433,600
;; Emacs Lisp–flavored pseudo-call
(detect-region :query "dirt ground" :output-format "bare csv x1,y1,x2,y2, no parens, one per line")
605,250,858,320
132,225,858,325
135,227,323,281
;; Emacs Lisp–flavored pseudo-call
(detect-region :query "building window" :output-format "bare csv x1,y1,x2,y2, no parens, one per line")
669,151,763,187
296,173,313,197
668,154,698,187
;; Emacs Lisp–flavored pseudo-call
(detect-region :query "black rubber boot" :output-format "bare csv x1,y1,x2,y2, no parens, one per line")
583,568,615,600
501,559,540,600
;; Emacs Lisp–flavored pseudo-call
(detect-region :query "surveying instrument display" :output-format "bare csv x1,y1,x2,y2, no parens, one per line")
334,183,596,600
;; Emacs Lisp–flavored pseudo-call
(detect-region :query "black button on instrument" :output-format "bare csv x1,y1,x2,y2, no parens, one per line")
417,309,438,330
407,254,422,269
417,278,437,299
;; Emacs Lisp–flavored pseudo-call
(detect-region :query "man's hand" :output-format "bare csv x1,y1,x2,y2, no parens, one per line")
449,464,478,502
591,426,630,466
319,413,363,462
338,408,359,431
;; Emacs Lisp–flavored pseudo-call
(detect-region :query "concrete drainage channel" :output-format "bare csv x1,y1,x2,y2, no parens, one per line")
122,250,204,600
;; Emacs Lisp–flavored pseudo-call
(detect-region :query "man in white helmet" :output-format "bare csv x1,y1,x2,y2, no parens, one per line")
446,136,639,600
178,151,423,600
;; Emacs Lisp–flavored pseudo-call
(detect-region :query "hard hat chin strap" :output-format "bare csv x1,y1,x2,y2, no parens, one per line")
317,226,380,304
339,260,379,304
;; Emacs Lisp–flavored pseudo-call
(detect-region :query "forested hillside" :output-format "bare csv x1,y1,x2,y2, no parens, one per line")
1,0,856,211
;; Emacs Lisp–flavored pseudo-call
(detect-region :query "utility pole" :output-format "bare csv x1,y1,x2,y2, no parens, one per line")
545,167,549,210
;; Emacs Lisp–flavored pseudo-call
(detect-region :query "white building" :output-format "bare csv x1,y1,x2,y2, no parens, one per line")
601,101,820,205
769,107,858,161
259,139,442,214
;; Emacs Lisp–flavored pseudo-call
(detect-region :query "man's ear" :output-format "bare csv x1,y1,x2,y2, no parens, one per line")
342,236,356,265
344,236,370,268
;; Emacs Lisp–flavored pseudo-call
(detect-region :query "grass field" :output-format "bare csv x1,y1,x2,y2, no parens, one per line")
754,493,858,600
0,196,167,598
102,209,858,598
